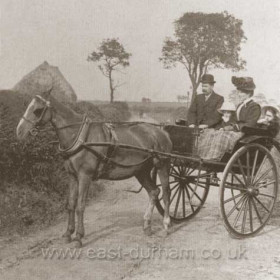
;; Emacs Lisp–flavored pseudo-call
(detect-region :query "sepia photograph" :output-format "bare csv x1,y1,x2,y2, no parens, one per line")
0,0,280,279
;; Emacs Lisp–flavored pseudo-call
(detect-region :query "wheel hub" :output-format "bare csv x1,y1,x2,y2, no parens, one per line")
247,187,259,196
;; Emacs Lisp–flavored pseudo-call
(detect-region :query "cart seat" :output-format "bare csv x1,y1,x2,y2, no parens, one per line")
163,125,199,154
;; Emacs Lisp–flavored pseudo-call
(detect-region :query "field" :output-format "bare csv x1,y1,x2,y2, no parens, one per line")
91,100,189,123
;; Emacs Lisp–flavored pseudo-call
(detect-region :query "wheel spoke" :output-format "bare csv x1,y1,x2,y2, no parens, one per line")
246,151,250,179
226,195,247,218
258,193,275,199
182,183,186,217
171,165,180,176
187,184,203,202
254,196,270,213
254,154,268,181
170,186,180,204
233,195,248,228
181,165,187,175
255,180,276,189
238,159,248,185
186,167,196,176
241,197,249,233
174,187,182,218
251,149,259,182
193,182,209,189
230,170,245,187
253,167,274,186
248,198,254,232
224,192,243,204
184,185,195,212
159,182,180,201
252,197,263,224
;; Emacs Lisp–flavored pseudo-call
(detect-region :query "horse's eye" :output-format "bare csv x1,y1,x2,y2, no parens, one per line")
33,108,44,117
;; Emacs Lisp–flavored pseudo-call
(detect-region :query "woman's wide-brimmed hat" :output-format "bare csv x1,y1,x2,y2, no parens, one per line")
232,76,256,91
262,104,280,116
218,101,236,114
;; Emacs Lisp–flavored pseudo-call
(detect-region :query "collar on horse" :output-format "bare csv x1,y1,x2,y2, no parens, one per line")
58,115,91,155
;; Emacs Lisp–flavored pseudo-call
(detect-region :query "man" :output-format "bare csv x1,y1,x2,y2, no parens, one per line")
188,74,224,129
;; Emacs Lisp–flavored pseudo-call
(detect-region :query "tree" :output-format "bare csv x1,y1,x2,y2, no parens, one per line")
88,38,131,103
160,11,247,102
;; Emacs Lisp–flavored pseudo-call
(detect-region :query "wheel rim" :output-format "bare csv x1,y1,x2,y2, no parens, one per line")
220,144,278,238
153,162,210,223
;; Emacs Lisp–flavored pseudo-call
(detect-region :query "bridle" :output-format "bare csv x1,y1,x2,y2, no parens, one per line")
21,95,52,135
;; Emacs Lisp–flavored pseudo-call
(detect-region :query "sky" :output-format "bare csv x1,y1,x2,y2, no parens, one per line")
0,0,280,102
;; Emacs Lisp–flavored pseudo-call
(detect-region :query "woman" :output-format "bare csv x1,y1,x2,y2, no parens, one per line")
197,76,260,160
231,76,261,131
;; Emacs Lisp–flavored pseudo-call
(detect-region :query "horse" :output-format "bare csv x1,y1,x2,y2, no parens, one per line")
16,90,172,248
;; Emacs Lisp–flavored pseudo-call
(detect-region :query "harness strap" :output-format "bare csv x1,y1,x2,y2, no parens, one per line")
82,144,153,168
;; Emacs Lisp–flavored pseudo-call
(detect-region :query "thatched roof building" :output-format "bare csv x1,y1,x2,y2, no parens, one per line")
13,61,77,103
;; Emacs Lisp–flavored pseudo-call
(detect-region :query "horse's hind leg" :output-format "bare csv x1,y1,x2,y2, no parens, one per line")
62,175,78,243
157,163,171,232
136,171,160,236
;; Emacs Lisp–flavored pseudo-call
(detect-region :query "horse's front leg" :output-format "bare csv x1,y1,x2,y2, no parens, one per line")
72,173,91,248
62,175,78,243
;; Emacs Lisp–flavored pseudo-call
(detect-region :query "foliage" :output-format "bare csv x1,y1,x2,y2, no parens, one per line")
160,11,247,101
99,101,131,121
87,38,131,103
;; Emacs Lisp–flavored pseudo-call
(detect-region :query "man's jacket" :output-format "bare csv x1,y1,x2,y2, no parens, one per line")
187,92,224,127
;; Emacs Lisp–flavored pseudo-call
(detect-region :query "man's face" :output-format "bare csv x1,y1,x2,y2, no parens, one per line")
202,83,213,95
264,110,274,122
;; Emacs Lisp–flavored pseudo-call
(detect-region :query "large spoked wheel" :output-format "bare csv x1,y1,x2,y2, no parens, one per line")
220,143,278,238
152,162,210,223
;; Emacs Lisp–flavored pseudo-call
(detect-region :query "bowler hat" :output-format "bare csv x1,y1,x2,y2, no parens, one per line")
232,76,256,91
201,74,216,84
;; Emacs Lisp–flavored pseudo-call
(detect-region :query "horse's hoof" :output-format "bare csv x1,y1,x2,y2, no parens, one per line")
63,235,72,244
72,239,83,248
144,227,152,236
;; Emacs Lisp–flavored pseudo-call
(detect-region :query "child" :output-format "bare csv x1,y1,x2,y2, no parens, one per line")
257,105,280,137
215,101,236,131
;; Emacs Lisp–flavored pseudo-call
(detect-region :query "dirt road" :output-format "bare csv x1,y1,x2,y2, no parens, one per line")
1,177,280,280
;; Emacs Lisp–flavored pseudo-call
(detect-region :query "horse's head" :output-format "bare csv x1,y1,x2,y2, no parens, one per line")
16,90,53,140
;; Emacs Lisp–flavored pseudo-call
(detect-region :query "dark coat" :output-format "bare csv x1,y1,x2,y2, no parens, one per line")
187,92,224,127
234,100,261,131
257,120,280,138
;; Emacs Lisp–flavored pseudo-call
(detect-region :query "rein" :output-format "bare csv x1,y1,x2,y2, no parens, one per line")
21,95,159,169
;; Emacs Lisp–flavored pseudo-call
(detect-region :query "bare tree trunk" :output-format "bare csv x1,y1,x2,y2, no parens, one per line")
191,82,200,103
109,71,114,103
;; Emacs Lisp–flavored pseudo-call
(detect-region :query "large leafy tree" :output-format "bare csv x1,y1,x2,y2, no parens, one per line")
160,11,247,102
88,38,131,103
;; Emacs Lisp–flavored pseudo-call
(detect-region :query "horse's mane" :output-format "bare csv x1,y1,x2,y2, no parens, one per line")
49,95,82,120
